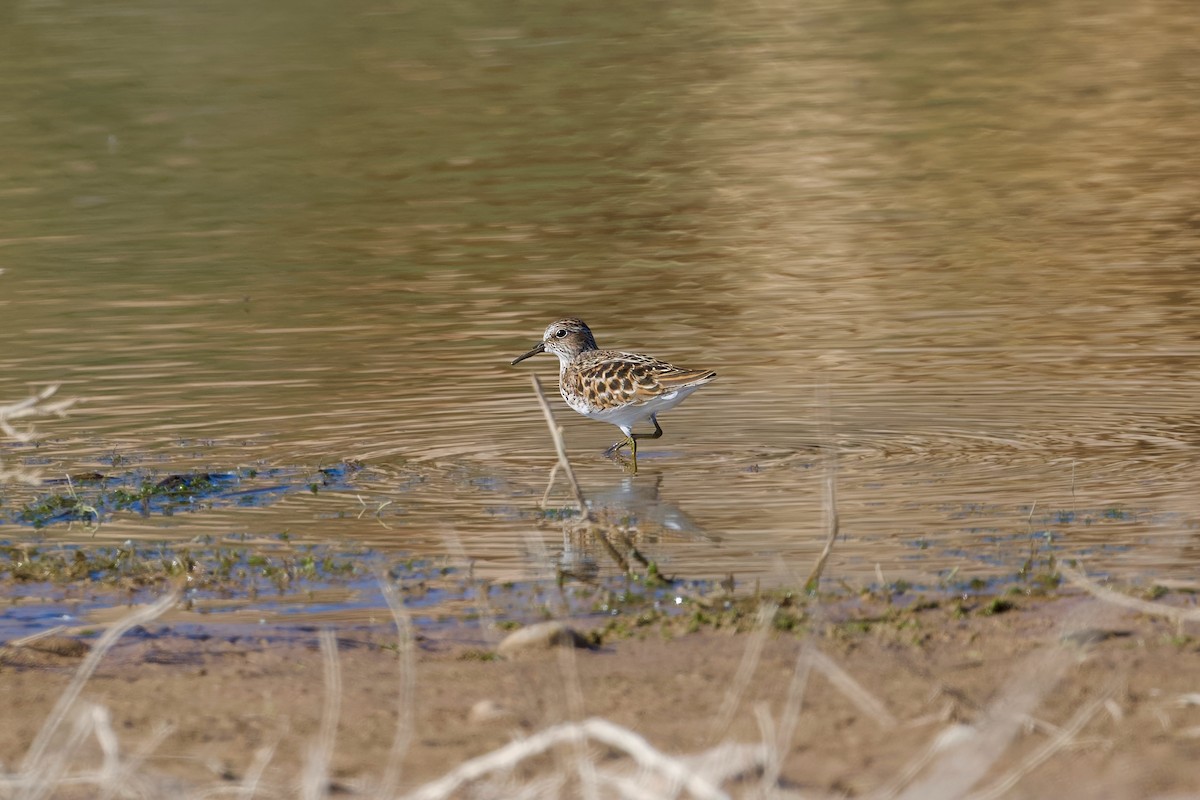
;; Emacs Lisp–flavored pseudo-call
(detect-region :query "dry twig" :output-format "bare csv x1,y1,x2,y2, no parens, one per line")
20,588,180,780
402,718,729,800
1062,564,1200,634
805,385,839,593
301,630,342,800
377,575,418,797
710,602,777,743
530,376,591,520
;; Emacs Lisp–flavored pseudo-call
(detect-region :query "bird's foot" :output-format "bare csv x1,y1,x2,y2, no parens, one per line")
604,437,638,473
604,437,632,457
604,449,638,474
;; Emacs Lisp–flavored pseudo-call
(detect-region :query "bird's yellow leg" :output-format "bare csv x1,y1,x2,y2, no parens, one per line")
604,435,638,473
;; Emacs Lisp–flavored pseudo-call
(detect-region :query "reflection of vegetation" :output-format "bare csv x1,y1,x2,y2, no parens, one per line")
1018,533,1062,593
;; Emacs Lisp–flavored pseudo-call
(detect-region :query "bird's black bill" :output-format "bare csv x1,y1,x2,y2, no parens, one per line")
510,342,545,365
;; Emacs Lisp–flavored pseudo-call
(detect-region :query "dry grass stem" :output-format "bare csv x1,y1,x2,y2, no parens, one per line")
530,376,590,520
402,718,729,800
0,385,76,443
95,715,172,800
18,704,95,800
804,462,840,593
809,647,897,729
19,587,180,781
760,644,895,794
966,680,1119,800
710,602,777,744
556,644,600,800
437,530,503,644
355,495,395,529
758,646,812,791
890,646,1072,800
239,738,282,800
378,576,418,798
752,702,777,778
0,385,78,485
1069,460,1077,513
540,462,560,507
682,742,771,790
805,385,839,593
301,629,342,800
606,739,770,799
1061,564,1200,632
595,772,669,800
3,625,68,650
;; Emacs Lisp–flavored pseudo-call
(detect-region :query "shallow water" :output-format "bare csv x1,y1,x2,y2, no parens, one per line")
1,0,1198,626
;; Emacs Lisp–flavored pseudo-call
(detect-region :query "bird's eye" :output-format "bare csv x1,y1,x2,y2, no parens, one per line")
555,329,568,338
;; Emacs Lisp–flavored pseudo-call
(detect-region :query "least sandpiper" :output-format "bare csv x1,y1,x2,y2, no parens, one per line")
511,318,716,462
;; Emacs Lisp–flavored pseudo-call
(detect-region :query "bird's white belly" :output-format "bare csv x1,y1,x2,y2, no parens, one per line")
562,386,697,433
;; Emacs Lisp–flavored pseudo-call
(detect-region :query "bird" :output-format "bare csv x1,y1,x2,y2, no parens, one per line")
511,318,716,463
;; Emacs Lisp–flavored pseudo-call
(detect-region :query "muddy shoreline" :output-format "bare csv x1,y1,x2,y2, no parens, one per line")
2,586,1198,798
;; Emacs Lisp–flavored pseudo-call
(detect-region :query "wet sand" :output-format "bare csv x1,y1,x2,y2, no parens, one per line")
2,589,1198,798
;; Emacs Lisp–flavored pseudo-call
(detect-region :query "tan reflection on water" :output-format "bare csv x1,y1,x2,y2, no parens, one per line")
0,0,1197,599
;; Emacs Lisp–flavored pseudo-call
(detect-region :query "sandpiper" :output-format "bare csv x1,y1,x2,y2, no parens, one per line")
511,318,716,462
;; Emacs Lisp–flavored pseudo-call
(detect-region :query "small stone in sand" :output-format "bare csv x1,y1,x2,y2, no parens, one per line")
497,621,589,658
468,699,512,725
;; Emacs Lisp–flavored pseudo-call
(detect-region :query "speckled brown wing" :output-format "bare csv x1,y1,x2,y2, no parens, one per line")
565,350,716,410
